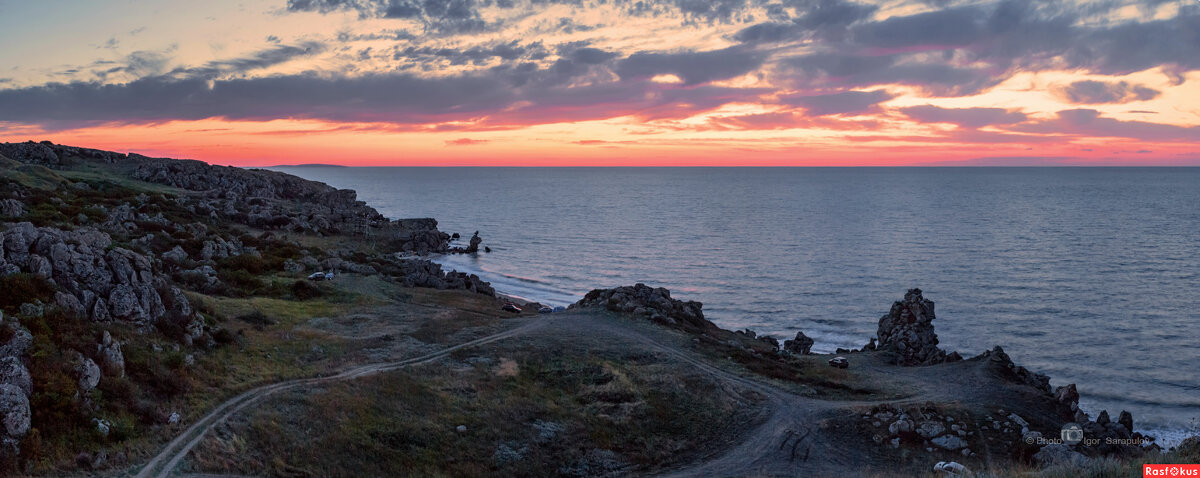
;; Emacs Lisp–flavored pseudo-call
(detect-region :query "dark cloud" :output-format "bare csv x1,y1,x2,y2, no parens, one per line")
1006,109,1200,141
1055,80,1161,104
850,6,982,48
168,42,325,79
570,47,618,65
899,105,1026,128
288,0,491,33
0,63,765,129
734,0,876,44
782,53,1001,96
616,46,764,85
779,89,892,116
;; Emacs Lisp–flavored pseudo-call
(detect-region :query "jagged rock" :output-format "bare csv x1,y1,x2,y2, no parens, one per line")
17,301,44,318
163,246,188,263
1055,383,1080,418
875,289,949,366
1032,444,1090,468
917,420,947,439
54,291,86,317
571,283,710,331
393,218,451,253
783,331,814,355
889,418,914,435
0,357,31,396
1117,410,1133,433
1097,410,1110,426
0,141,60,166
932,434,968,450
0,383,31,439
283,259,303,273
466,231,482,253
73,353,101,392
0,324,32,359
94,418,111,437
981,346,1051,394
0,199,23,218
107,285,145,322
97,331,125,377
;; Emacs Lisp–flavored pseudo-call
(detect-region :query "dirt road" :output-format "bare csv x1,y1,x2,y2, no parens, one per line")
134,318,546,478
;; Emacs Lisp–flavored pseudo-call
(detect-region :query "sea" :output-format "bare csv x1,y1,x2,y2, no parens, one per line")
270,166,1200,445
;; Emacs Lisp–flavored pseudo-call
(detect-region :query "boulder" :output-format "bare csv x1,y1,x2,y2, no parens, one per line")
1117,410,1133,433
0,357,31,396
917,420,947,439
163,246,189,263
875,288,948,366
932,434,968,450
1032,444,1090,468
73,353,101,392
97,331,125,377
783,331,814,355
0,199,24,218
0,383,31,439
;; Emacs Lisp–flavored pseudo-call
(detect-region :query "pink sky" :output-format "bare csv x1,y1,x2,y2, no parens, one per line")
0,0,1197,166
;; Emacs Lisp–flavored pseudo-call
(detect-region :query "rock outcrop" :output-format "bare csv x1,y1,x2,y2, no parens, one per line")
783,331,814,355
875,288,949,366
0,314,32,452
396,259,495,296
570,283,711,332
0,222,186,327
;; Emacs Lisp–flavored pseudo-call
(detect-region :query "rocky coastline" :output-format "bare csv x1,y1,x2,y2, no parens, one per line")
1,141,1196,475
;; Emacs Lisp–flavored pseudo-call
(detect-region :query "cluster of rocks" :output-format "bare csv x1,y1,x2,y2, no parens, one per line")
396,259,495,296
0,223,203,338
570,283,711,331
872,288,960,366
0,311,33,453
864,403,975,456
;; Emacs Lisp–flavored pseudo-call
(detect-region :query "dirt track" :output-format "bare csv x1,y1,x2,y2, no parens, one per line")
133,318,546,478
136,309,1034,477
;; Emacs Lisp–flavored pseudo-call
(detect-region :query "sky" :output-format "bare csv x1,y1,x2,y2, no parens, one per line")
0,0,1197,166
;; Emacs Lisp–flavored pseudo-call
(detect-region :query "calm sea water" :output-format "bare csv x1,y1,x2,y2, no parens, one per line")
271,166,1200,443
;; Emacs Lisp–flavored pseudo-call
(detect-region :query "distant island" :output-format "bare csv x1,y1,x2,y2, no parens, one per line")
267,163,349,168
0,140,1195,477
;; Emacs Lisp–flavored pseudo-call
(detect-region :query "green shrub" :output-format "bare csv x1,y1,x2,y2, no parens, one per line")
216,269,265,296
0,273,56,312
291,280,323,300
220,254,269,274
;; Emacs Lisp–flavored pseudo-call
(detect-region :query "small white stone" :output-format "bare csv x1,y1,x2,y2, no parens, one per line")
456,425,467,433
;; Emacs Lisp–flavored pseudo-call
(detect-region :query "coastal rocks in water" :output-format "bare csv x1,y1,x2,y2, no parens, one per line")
466,231,482,253
570,283,710,332
783,331,814,355
875,288,948,366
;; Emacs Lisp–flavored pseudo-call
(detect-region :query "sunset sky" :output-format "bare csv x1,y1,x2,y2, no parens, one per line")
0,0,1197,166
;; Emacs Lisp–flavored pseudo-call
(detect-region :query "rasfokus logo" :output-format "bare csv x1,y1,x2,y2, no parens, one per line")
1144,464,1200,477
